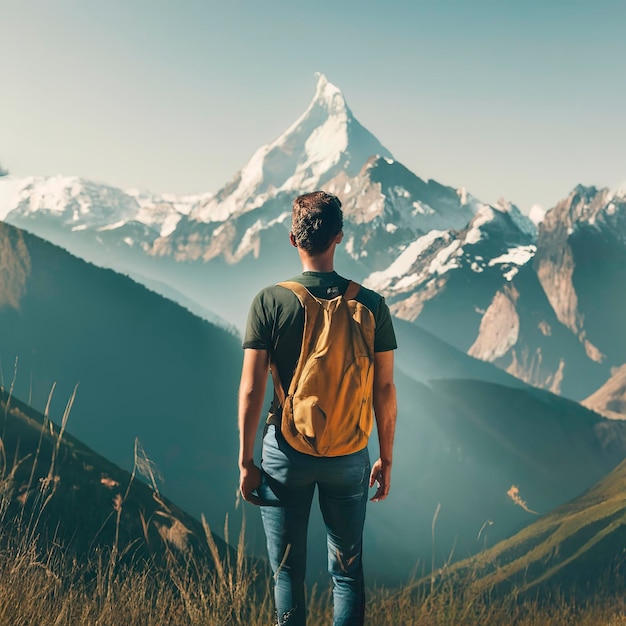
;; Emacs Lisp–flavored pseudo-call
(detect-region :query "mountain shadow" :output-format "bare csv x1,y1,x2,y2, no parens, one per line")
0,221,243,538
0,386,233,571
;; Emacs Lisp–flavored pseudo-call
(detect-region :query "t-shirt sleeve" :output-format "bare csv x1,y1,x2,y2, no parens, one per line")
242,289,273,350
374,297,398,352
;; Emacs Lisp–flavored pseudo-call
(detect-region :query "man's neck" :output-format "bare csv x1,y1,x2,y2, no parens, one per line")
298,247,335,273
300,260,335,273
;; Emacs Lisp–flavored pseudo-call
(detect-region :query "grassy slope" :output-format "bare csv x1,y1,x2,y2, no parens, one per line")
0,387,233,567
443,455,626,598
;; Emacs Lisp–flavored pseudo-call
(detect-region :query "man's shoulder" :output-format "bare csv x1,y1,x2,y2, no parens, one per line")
251,274,386,313
250,279,302,309
355,282,384,301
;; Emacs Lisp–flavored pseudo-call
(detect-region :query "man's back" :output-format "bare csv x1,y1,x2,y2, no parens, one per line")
243,271,396,407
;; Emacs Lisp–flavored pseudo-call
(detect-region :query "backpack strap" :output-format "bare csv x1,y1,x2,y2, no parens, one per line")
344,281,361,301
277,280,362,304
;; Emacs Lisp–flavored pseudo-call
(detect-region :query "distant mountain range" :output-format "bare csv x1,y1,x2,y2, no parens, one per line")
1,74,624,416
0,74,488,331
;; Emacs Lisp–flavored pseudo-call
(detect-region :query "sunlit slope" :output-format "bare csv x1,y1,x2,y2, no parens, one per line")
442,454,626,598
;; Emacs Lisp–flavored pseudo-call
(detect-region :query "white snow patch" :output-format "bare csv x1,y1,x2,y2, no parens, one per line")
412,201,435,215
0,176,32,220
71,224,87,232
529,204,546,225
123,237,134,246
488,245,536,269
345,236,355,256
364,230,449,290
394,274,421,290
392,186,410,198
385,223,398,233
98,220,126,232
465,205,494,245
428,239,462,275
503,267,520,281
160,213,183,237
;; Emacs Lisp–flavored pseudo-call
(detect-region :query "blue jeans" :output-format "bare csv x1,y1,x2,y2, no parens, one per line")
256,424,370,626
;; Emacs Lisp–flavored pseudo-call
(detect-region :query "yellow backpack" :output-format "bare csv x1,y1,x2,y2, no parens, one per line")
270,280,376,457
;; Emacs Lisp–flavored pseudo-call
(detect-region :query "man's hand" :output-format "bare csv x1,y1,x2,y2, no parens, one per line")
239,460,263,504
369,458,392,502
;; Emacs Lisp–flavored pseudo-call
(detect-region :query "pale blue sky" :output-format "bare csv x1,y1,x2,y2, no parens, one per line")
1,1,625,211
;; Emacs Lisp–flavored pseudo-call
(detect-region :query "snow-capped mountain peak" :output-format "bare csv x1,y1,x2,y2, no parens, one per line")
465,199,536,244
528,204,546,226
0,175,208,238
189,73,393,224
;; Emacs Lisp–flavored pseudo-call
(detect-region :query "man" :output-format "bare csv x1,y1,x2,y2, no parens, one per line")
238,191,397,626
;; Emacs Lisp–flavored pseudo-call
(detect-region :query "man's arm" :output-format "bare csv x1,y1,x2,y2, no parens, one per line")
238,348,270,503
369,350,397,502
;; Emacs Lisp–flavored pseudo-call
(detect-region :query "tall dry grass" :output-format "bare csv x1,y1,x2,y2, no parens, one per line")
1,386,626,624
0,524,625,626
2,464,626,626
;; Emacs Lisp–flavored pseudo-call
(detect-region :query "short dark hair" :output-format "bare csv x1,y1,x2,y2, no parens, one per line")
291,191,343,254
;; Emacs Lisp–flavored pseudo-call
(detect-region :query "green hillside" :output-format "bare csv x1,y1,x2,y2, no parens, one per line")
440,455,626,598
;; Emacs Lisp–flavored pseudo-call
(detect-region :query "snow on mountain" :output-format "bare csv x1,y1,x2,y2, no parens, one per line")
0,175,210,239
365,200,537,300
188,73,393,224
534,185,615,339
1,74,485,281
328,156,480,231
528,203,546,226
0,73,538,340
321,155,481,274
365,230,452,292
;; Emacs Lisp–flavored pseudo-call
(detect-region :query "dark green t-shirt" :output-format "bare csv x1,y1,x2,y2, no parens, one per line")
243,271,397,411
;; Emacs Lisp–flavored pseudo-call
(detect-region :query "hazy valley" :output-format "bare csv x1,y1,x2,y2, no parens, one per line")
1,74,626,620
